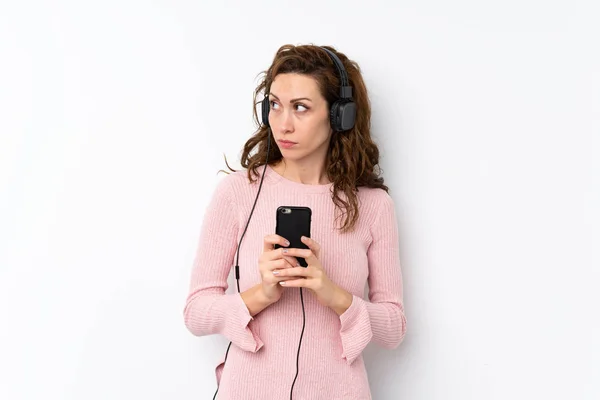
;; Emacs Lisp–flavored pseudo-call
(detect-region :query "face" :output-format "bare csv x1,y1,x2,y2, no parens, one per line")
268,73,332,163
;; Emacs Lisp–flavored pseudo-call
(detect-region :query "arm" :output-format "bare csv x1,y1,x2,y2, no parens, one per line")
182,175,265,353
338,192,407,364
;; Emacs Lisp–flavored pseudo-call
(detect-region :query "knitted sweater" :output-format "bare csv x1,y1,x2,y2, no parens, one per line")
183,164,407,400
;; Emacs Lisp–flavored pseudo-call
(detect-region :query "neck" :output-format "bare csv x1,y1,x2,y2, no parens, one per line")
272,158,330,185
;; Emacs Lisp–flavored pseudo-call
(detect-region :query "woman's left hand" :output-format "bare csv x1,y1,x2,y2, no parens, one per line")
273,236,352,315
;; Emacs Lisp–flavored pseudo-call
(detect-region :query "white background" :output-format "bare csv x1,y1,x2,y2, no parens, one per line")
1,1,598,399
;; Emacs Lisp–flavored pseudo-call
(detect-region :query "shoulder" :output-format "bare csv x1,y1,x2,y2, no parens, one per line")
209,169,246,199
355,187,399,239
216,169,248,188
355,186,397,230
211,168,262,200
357,186,395,210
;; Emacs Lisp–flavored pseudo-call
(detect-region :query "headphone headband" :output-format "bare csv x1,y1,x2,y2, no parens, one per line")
320,47,352,99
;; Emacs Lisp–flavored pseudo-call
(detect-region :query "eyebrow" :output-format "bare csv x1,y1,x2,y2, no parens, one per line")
269,93,313,103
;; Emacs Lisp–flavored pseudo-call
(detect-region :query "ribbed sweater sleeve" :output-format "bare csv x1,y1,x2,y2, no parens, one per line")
182,175,264,353
338,192,407,364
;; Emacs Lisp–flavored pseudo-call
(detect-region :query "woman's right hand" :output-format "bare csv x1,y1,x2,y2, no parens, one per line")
259,234,300,304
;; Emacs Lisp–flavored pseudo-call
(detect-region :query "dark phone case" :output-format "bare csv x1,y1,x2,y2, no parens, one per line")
274,206,312,267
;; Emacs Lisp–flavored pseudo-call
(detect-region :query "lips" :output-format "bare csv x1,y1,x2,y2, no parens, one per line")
278,139,297,149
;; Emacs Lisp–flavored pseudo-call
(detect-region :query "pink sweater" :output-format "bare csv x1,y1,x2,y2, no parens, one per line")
183,164,407,400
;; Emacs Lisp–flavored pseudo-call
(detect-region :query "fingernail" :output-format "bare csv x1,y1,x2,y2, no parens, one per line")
282,249,288,253
301,236,307,241
272,270,279,275
284,240,290,246
279,281,286,286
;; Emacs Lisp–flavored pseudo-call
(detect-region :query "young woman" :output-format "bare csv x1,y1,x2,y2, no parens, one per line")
183,44,407,400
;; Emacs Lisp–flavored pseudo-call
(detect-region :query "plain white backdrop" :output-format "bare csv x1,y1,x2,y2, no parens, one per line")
1,1,598,399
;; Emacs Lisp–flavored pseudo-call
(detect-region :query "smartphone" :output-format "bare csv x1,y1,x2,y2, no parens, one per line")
274,206,312,267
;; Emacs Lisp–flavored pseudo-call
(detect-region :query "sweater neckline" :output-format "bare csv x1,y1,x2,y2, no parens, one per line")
264,164,334,194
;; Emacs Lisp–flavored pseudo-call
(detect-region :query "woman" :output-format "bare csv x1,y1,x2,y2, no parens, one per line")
183,44,407,400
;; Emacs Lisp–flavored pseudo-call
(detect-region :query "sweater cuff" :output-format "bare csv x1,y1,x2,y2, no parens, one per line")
225,293,264,353
339,295,373,365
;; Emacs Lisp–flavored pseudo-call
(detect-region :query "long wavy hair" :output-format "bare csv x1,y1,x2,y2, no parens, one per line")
223,44,388,233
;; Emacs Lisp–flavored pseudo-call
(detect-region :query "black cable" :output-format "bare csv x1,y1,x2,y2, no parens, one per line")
213,114,306,400
289,287,306,400
213,129,273,400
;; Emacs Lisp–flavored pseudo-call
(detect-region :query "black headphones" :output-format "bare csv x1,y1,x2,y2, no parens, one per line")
261,47,356,132
213,46,353,400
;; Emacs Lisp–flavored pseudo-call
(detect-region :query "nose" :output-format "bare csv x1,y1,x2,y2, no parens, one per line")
276,108,294,134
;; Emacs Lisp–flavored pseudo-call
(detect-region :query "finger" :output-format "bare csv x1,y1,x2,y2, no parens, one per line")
266,257,297,272
263,234,290,252
273,266,311,278
281,248,317,264
284,255,301,267
301,236,320,257
265,273,296,284
272,275,298,282
280,248,311,258
265,247,299,263
279,278,308,288
279,255,300,269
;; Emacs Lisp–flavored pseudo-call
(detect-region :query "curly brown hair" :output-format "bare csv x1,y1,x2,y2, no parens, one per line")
223,44,388,233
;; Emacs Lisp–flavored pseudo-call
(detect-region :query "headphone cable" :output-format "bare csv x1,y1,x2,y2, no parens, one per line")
212,129,271,400
213,129,307,400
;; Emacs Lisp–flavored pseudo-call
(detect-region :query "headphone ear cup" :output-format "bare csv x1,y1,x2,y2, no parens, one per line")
330,100,356,132
261,97,270,127
330,101,341,132
340,101,356,131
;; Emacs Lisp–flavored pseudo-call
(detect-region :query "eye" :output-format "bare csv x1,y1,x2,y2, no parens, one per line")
270,100,279,110
295,103,309,112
